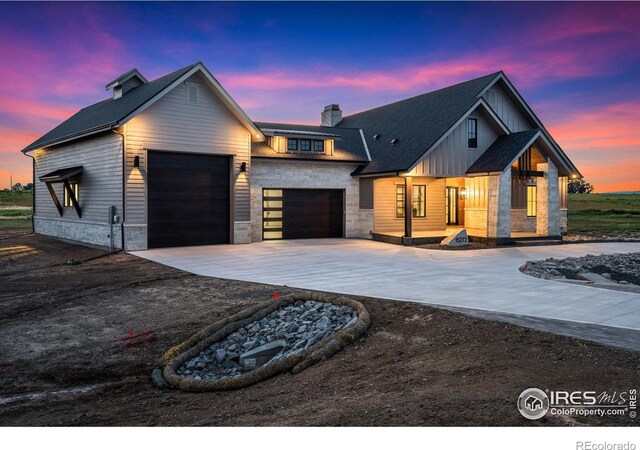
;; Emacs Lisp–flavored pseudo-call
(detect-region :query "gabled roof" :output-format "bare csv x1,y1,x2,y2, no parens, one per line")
338,72,502,175
466,130,540,175
22,62,263,153
252,122,369,163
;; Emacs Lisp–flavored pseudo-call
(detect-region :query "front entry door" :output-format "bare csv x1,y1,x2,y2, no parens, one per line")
445,187,458,225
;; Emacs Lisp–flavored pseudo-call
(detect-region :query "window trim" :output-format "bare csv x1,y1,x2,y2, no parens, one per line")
468,118,478,149
395,184,427,219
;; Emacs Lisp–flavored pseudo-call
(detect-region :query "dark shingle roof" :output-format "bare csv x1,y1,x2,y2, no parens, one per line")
253,122,369,163
22,63,198,152
466,129,540,174
338,72,501,175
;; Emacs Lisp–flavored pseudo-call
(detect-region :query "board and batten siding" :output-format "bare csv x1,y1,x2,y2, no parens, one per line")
33,132,123,248
373,177,445,232
124,72,251,232
412,108,500,177
483,85,532,132
34,133,123,222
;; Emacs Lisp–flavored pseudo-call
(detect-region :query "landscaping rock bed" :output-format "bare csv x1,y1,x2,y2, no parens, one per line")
176,301,357,380
520,252,640,285
160,294,370,391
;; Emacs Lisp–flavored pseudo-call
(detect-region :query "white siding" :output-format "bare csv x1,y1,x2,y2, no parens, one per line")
414,108,499,177
483,85,532,132
124,72,251,227
34,133,123,223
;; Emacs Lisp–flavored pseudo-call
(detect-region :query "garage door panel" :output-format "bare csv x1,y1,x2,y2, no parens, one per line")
265,189,343,240
148,151,230,248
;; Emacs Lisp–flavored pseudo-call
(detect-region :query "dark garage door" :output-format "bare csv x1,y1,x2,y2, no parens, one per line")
148,151,230,248
263,189,344,240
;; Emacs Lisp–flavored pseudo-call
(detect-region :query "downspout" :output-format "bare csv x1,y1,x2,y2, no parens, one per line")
111,127,126,251
24,152,36,233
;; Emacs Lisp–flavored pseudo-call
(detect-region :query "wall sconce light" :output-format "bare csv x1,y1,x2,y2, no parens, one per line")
240,162,247,172
133,156,140,167
460,187,468,199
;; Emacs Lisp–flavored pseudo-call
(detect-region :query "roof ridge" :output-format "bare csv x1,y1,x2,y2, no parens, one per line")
341,71,502,121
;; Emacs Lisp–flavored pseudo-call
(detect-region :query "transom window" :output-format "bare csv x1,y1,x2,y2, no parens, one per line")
286,138,326,154
527,185,537,217
468,118,478,148
396,184,426,218
63,182,79,207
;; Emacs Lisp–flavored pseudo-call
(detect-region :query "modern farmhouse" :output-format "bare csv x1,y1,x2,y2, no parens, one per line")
22,62,581,250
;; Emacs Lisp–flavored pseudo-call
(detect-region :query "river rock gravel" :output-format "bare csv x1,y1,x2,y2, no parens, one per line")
176,300,356,381
520,252,640,285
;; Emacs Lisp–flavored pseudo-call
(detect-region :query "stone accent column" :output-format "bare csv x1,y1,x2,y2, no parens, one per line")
486,168,511,244
536,162,560,237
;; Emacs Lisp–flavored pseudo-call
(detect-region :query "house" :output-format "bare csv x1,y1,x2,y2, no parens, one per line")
21,62,581,251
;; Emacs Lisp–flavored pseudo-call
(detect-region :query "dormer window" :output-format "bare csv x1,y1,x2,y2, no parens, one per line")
300,139,311,151
286,138,326,154
468,118,478,148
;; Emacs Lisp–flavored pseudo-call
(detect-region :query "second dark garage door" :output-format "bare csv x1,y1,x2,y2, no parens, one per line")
148,151,230,248
263,189,344,240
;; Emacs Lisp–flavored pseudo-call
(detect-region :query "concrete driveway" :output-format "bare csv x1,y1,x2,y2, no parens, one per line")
132,239,640,338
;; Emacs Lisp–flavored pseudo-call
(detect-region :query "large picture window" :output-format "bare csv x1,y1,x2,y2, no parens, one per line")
468,118,478,148
527,185,537,217
396,184,426,218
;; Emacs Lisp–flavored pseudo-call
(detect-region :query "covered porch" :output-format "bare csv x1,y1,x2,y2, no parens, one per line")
367,130,569,245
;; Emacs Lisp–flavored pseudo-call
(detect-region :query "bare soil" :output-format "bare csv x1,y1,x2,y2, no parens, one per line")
1,235,639,426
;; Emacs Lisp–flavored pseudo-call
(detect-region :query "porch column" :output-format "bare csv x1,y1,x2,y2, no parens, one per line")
404,176,412,239
486,168,511,244
536,161,561,237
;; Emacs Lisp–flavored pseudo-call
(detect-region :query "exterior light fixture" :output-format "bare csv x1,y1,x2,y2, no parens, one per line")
133,156,140,167
571,174,578,179
460,187,468,199
240,162,247,172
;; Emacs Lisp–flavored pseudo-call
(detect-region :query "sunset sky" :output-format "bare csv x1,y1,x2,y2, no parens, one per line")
1,1,639,192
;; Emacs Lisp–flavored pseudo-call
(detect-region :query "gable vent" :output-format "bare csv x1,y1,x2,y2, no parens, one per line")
188,85,198,103
373,134,380,140
391,138,399,145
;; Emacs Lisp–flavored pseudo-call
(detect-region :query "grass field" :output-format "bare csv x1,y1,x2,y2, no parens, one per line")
0,191,32,232
568,193,640,236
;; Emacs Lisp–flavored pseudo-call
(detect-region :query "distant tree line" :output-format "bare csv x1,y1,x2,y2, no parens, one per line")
568,179,595,194
11,183,33,191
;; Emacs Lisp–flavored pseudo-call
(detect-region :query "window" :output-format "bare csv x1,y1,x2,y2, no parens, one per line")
413,185,426,217
527,185,537,217
287,138,298,151
396,185,405,218
396,184,426,218
313,140,324,152
468,118,478,148
300,139,311,151
63,182,79,207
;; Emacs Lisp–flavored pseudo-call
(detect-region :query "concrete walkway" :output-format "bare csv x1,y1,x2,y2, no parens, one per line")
132,239,640,335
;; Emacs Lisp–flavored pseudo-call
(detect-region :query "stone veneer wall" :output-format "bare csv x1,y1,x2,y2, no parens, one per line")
464,208,487,230
511,209,536,233
250,160,360,242
560,209,568,234
35,217,122,250
358,209,374,239
536,162,561,237
486,168,512,241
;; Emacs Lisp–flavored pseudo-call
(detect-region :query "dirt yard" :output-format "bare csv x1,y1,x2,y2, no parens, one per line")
1,235,638,426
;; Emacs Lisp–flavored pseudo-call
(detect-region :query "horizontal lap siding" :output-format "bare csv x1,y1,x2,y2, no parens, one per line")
373,177,445,232
34,133,123,223
124,72,251,225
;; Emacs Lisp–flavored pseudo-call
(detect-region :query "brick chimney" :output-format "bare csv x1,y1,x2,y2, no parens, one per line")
321,104,342,127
